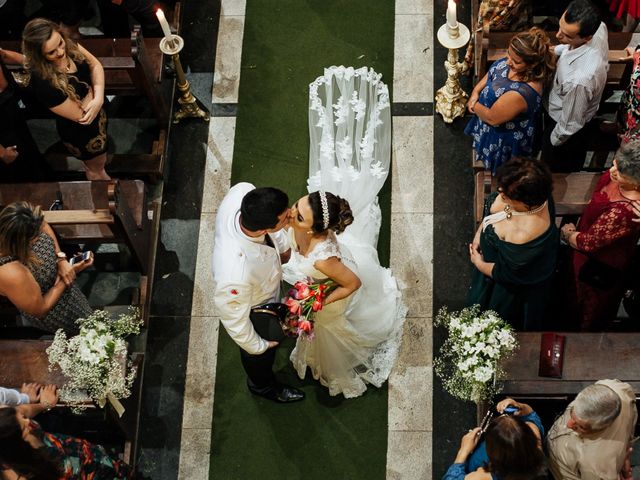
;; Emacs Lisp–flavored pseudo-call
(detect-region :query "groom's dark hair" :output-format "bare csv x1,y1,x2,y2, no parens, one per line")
240,187,289,231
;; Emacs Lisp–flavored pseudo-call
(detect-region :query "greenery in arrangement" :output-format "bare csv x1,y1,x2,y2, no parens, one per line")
47,308,142,414
435,305,518,404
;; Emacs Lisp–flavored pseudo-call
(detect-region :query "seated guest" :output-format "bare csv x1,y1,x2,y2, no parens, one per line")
560,141,640,330
22,18,110,181
0,202,93,334
468,158,558,330
0,48,52,182
0,384,41,406
465,28,555,174
542,0,609,173
617,45,640,144
0,385,135,479
547,379,637,480
443,398,546,480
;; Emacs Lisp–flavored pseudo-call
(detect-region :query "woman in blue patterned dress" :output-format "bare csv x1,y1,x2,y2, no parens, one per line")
465,28,555,174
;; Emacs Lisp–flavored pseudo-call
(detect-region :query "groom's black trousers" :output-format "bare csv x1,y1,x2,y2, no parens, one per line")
239,310,283,389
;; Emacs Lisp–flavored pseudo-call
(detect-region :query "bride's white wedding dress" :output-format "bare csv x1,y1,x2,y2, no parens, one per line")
282,65,406,398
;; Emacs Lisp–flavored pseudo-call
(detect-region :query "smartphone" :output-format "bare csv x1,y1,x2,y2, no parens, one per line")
69,251,91,265
503,405,520,415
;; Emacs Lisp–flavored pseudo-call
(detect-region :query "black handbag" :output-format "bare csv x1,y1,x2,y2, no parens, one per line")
249,302,288,343
578,258,620,289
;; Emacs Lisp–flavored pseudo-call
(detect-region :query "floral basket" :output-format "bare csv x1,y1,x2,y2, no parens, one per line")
47,308,142,415
434,305,518,404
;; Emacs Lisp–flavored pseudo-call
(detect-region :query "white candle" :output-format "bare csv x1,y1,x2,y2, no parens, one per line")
155,9,173,40
446,0,458,28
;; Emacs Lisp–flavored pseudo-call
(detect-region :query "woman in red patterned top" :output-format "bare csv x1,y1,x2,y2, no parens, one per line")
561,140,640,330
0,385,134,479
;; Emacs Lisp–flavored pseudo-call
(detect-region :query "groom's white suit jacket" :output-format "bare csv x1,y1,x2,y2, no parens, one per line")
212,182,289,355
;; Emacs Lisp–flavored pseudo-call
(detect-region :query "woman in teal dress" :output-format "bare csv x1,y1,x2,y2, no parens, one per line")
468,158,558,330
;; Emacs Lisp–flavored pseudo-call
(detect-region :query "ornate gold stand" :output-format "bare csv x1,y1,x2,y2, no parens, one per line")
159,36,210,124
435,22,471,124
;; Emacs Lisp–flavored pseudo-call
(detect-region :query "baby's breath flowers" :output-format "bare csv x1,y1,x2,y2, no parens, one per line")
435,305,517,404
47,308,142,414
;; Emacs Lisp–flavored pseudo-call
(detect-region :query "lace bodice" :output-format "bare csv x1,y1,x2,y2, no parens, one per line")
283,229,343,283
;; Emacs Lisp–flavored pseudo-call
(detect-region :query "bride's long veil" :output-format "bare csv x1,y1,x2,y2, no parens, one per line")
306,66,404,362
307,66,391,251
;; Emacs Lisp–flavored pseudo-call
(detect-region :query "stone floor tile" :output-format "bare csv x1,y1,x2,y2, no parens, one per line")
191,213,217,317
390,213,433,318
202,117,235,214
213,15,245,103
396,316,432,368
396,0,432,15
394,14,433,103
178,428,212,480
387,431,432,480
388,365,433,431
221,0,246,16
392,116,433,214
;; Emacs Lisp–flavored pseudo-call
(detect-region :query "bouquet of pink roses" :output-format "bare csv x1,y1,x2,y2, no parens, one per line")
282,279,336,339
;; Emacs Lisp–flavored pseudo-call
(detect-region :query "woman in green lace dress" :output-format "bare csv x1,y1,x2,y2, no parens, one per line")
467,158,559,330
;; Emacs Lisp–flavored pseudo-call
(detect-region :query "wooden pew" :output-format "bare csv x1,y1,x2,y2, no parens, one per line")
500,332,640,396
0,181,151,274
474,171,600,225
0,339,144,466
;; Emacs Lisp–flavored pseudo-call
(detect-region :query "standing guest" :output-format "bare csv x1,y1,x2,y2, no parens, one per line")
22,18,110,181
542,0,609,173
465,28,555,174
212,183,304,403
547,379,637,480
617,45,640,144
468,158,558,330
443,399,547,480
0,385,135,479
0,47,51,182
560,141,640,330
0,202,93,334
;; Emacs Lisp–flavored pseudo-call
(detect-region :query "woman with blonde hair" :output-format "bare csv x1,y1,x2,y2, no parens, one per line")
0,202,93,333
466,27,556,174
21,18,110,180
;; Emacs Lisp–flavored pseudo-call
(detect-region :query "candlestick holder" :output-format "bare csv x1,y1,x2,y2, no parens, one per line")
435,21,471,123
159,35,210,124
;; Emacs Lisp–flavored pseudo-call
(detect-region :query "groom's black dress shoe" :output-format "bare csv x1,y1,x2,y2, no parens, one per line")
248,382,305,403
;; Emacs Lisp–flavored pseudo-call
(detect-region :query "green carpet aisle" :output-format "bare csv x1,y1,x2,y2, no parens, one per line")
210,1,395,478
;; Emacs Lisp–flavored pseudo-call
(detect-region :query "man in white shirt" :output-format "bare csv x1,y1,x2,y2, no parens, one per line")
212,183,304,403
542,0,609,172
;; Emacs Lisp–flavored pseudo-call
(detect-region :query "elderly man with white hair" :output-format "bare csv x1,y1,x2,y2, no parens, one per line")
547,379,637,480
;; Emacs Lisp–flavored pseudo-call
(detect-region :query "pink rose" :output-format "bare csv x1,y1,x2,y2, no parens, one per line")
285,298,302,315
311,299,323,312
298,319,312,334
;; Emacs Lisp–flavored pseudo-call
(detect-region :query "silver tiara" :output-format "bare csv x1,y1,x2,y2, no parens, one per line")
319,191,329,230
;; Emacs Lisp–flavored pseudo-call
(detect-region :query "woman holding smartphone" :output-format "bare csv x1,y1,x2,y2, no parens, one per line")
0,202,93,334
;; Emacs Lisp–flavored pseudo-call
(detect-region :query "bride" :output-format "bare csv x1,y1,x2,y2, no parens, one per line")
283,65,405,398
283,190,405,398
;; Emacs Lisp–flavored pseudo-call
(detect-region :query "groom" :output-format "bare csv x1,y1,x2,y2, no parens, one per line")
212,182,304,403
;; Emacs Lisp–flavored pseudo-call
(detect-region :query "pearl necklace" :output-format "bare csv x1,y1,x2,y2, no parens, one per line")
482,201,547,231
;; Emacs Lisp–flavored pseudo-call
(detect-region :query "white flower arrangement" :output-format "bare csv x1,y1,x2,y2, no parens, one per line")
434,305,517,404
47,308,142,415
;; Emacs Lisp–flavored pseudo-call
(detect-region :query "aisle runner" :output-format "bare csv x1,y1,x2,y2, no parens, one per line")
210,0,395,478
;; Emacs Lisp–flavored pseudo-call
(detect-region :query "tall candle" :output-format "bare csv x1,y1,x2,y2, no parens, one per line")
446,0,457,28
155,9,173,40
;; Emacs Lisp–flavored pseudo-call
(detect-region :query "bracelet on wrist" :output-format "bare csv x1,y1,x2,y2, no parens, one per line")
41,400,53,411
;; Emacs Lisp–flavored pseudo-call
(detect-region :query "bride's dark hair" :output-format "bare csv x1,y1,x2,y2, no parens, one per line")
308,191,354,234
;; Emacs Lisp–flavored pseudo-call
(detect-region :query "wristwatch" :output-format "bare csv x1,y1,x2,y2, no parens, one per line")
56,251,67,262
